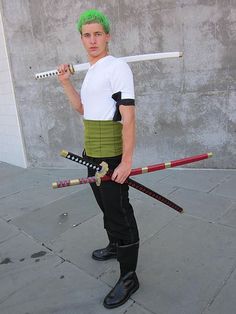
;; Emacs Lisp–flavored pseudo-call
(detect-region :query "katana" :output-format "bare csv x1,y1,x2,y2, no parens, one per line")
52,151,213,213
35,51,183,79
55,150,185,212
53,151,185,213
53,151,213,187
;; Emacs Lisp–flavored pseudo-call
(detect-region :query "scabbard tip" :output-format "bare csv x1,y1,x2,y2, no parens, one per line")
208,152,213,158
179,52,184,57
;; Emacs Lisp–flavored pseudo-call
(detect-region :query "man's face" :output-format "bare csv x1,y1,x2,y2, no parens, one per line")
81,23,110,60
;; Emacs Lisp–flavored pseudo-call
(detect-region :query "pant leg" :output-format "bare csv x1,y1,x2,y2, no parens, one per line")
99,179,139,244
85,154,139,244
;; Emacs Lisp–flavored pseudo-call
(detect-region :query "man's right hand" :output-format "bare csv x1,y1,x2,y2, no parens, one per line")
56,64,84,114
57,64,71,82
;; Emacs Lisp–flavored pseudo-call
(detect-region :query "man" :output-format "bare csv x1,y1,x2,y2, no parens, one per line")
58,9,139,309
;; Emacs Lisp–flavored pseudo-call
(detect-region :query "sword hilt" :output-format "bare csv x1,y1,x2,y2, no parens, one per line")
52,176,97,189
60,150,101,171
35,64,75,79
60,150,109,179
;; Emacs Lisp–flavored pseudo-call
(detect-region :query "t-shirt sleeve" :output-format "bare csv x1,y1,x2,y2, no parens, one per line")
110,60,135,100
110,60,135,121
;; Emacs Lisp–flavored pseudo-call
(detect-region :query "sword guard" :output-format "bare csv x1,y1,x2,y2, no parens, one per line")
68,64,75,74
95,176,101,186
95,161,109,186
98,161,109,177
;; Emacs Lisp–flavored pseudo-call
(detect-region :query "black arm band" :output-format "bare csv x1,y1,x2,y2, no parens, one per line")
112,92,135,121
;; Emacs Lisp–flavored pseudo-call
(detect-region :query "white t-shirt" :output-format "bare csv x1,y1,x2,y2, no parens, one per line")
81,55,135,121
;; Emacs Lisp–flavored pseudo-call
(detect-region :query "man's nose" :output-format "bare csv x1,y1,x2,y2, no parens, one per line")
90,35,96,44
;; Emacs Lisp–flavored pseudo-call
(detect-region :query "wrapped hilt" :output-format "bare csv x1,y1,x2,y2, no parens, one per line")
60,150,108,176
35,64,75,79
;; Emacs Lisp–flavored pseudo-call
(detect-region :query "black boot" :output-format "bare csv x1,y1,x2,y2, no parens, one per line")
92,242,117,261
92,232,117,261
103,241,139,309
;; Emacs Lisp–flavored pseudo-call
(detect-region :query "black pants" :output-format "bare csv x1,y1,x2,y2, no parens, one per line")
85,153,139,245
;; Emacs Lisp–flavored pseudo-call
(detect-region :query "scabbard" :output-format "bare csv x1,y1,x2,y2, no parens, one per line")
130,153,213,176
126,178,183,213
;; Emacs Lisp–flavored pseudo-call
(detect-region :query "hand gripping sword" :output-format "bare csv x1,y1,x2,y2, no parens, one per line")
52,151,213,213
35,51,183,79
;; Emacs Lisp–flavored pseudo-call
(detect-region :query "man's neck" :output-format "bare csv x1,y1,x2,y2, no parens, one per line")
89,51,108,65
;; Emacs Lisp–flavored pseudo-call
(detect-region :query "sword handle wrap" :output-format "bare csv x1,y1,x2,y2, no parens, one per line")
35,64,75,79
52,176,97,189
60,150,102,172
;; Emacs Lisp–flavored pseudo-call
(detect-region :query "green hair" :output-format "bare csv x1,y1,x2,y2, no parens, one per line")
76,9,110,34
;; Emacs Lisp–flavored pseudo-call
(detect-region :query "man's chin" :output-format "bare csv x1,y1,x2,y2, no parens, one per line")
88,51,99,57
88,51,107,59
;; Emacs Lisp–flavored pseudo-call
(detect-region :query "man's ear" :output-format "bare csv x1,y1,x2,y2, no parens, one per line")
106,33,111,42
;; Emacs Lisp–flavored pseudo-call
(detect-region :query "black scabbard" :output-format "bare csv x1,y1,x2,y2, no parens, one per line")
126,178,183,213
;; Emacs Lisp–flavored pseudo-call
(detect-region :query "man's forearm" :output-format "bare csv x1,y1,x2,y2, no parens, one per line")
122,123,135,164
61,80,84,114
121,108,136,166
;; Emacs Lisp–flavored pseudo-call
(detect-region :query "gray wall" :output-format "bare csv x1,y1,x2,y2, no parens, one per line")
1,0,235,168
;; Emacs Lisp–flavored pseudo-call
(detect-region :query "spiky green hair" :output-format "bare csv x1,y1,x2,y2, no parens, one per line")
76,9,110,34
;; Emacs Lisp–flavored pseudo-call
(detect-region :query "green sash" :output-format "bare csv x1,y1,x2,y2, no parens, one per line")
83,120,122,157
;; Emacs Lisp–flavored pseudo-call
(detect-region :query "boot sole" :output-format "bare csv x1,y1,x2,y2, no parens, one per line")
92,254,117,261
103,283,139,309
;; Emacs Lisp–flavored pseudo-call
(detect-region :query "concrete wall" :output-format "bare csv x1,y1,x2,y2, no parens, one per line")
0,9,26,168
0,0,235,169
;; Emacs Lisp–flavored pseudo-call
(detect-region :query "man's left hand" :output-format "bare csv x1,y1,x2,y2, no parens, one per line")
111,161,132,184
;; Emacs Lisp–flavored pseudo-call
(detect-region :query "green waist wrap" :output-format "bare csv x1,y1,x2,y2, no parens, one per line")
83,120,122,158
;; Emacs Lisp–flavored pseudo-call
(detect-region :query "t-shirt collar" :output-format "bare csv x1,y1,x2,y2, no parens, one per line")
89,55,111,70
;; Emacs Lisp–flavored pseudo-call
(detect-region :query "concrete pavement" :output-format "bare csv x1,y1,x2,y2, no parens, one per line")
0,161,236,314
